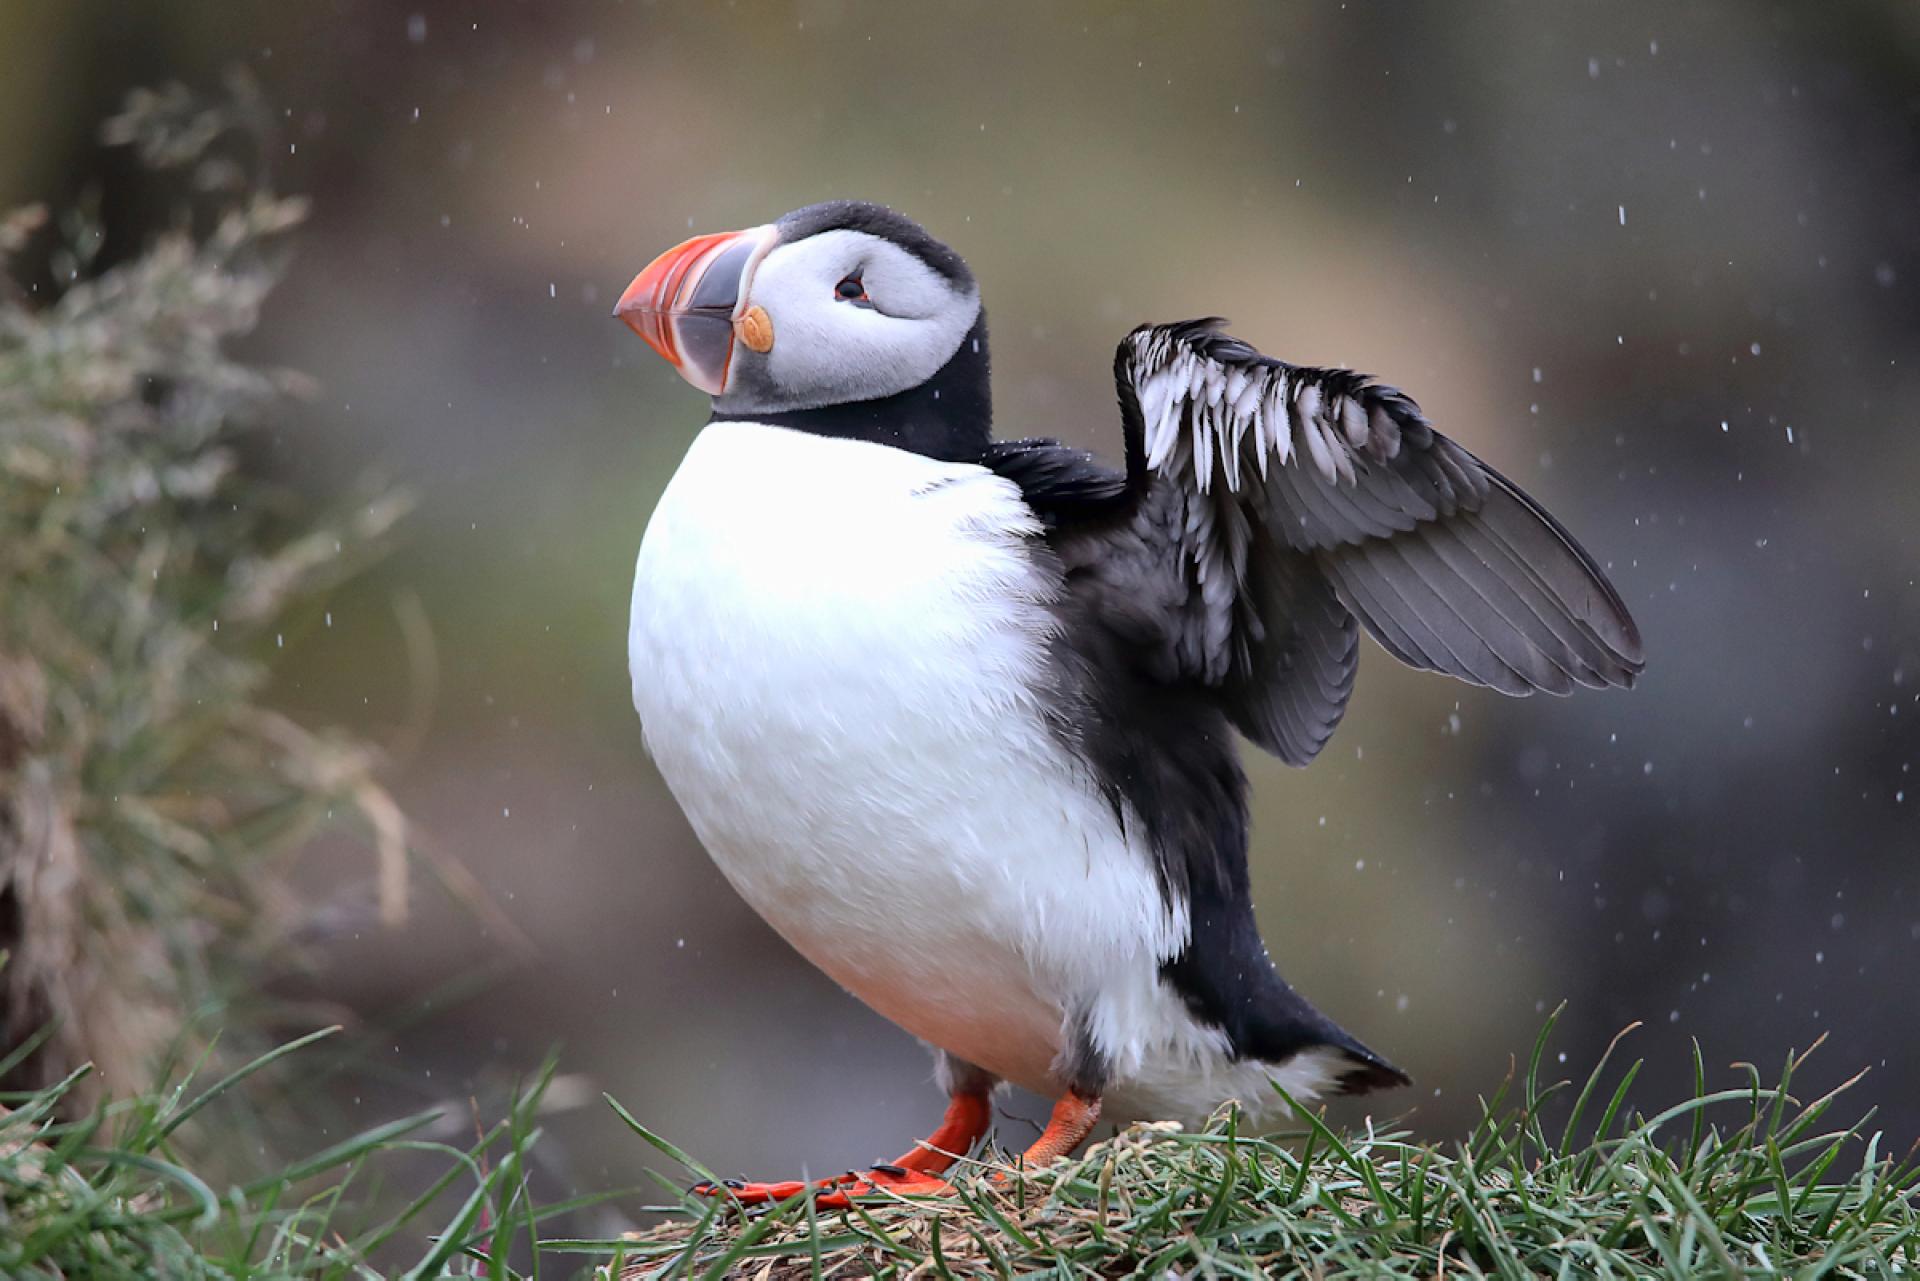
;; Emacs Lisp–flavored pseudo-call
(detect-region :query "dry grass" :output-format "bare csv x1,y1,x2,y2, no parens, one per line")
0,75,409,1105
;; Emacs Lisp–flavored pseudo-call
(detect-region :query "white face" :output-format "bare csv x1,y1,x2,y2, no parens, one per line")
719,229,981,414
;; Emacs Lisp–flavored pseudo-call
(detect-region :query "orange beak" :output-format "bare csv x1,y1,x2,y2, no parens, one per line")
614,224,777,395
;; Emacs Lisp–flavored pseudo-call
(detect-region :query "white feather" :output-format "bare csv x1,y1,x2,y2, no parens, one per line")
1295,384,1336,484
1264,376,1292,467
1222,366,1252,418
1146,373,1186,471
1339,395,1369,448
1229,368,1265,421
1220,408,1244,492
1193,402,1216,493
1201,361,1226,408
1370,404,1401,459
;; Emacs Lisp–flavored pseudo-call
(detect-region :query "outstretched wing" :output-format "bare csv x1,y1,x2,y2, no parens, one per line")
1110,318,1643,764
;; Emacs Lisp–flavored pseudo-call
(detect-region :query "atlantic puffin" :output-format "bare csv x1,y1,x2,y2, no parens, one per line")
616,201,1642,1204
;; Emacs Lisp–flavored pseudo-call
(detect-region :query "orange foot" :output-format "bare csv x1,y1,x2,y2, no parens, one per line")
979,1090,1103,1188
693,1162,955,1207
692,1090,990,1208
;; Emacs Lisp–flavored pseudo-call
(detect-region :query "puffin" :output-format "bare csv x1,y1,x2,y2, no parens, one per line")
616,201,1642,1204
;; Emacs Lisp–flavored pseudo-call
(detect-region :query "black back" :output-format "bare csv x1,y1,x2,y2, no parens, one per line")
987,439,1410,1094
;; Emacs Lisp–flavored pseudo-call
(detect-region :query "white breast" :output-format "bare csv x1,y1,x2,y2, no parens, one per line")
628,422,1185,1095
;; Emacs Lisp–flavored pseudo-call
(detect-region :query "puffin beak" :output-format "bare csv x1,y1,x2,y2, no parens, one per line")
615,224,778,395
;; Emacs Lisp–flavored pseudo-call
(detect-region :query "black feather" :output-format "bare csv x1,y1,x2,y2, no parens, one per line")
996,318,1644,1090
724,315,994,464
979,438,1131,526
775,200,974,288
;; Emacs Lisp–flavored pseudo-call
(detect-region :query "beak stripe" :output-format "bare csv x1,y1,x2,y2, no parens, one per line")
616,224,777,396
615,230,743,368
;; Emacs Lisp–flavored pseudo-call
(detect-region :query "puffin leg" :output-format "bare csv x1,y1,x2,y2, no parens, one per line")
1014,1089,1103,1168
995,1014,1108,1175
691,1088,990,1206
888,1088,993,1174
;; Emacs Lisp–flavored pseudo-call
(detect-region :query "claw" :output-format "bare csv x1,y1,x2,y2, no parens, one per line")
688,1091,990,1208
813,1168,956,1209
690,1166,957,1207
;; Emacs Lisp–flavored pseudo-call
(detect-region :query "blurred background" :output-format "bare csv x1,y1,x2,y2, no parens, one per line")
5,0,1916,1209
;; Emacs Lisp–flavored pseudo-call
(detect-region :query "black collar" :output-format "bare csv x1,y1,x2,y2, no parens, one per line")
709,315,992,464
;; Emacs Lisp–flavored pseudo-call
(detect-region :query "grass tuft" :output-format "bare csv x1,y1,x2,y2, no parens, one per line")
0,1033,546,1279
2,1012,1913,1277
591,1014,1920,1279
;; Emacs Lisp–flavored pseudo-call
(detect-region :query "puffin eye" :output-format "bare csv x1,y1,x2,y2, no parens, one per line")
834,275,869,302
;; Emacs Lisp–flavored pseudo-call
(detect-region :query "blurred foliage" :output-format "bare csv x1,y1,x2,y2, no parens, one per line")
0,77,410,1106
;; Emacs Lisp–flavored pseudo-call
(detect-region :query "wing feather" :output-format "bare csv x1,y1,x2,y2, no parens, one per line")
1220,554,1359,766
1115,319,1643,764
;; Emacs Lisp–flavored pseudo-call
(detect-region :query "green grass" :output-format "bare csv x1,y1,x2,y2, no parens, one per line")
0,1028,632,1280
588,1011,1919,1279
3,1014,1920,1275
3,1009,1915,1278
64,1018,1912,1281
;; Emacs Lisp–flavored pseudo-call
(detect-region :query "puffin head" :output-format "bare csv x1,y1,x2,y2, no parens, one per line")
616,201,991,457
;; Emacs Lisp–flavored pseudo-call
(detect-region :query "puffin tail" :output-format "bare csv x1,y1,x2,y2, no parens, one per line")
1249,988,1412,1100
1320,1032,1413,1097
1159,901,1411,1100
1259,1025,1409,1114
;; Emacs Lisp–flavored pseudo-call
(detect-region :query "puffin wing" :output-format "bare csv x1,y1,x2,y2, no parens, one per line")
1115,318,1644,764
